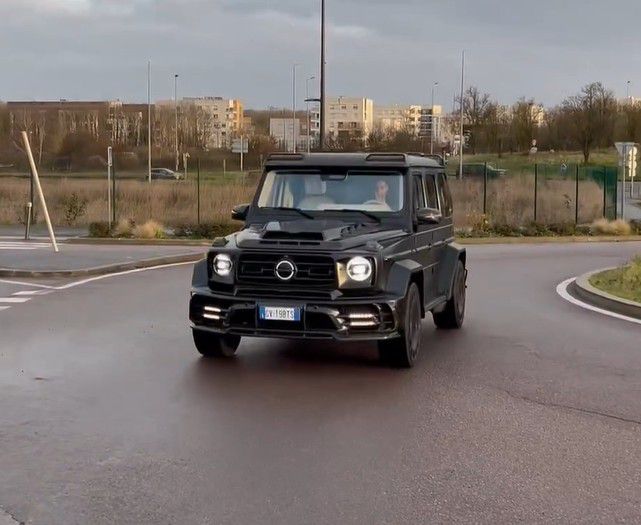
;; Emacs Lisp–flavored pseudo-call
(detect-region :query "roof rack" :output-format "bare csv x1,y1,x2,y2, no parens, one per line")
365,153,406,162
423,154,445,166
266,153,305,161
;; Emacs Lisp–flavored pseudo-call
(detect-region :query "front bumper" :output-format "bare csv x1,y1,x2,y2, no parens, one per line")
190,287,402,341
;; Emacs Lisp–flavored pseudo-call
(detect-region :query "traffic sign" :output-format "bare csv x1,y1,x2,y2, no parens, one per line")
232,138,248,154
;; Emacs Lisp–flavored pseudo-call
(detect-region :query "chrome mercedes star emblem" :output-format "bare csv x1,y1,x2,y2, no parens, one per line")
275,259,296,281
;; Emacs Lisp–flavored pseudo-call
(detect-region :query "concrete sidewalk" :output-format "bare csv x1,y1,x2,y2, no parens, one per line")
0,241,206,277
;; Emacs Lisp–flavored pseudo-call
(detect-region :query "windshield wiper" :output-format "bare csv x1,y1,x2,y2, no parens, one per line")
263,207,314,220
333,209,381,223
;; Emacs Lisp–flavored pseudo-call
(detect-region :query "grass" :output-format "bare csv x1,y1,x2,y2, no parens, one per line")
590,257,641,303
0,170,611,230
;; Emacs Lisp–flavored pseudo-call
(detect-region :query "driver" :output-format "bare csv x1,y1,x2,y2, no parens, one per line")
375,180,389,205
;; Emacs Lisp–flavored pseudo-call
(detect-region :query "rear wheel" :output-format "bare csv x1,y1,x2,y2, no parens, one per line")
378,282,422,368
192,330,241,358
433,260,466,329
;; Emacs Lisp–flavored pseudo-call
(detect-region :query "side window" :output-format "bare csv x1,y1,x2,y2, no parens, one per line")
424,174,439,210
437,173,453,217
412,174,426,209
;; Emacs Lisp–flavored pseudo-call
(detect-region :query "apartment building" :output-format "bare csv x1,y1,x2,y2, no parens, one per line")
269,118,307,152
6,100,150,146
163,97,244,150
374,104,423,135
326,97,374,141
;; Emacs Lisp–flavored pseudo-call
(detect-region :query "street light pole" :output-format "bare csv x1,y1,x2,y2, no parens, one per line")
430,81,438,155
292,64,300,153
319,0,326,151
174,74,179,172
459,51,465,180
306,75,315,153
147,60,152,183
627,80,631,100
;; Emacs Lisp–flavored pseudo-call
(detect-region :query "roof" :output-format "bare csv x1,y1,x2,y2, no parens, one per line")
263,152,443,169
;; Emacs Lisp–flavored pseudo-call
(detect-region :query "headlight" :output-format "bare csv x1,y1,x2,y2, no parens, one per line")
346,256,373,282
213,254,233,277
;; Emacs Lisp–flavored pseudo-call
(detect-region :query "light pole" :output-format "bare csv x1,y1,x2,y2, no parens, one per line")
627,80,631,100
319,0,326,150
306,75,316,153
459,51,465,180
292,64,300,153
174,74,179,172
430,81,438,155
147,60,152,183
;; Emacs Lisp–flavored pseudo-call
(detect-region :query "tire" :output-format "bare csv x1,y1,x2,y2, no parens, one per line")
433,260,466,329
378,282,422,368
192,330,241,358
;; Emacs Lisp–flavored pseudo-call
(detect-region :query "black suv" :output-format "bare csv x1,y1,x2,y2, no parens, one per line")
189,153,467,368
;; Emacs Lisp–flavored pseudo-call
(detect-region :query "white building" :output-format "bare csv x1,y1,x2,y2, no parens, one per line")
326,97,374,142
270,118,306,152
374,104,423,135
179,97,244,149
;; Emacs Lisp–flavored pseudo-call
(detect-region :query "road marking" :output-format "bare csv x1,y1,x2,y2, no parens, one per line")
556,278,641,326
0,279,58,289
0,241,51,250
58,260,197,290
12,290,52,296
0,306,10,312
0,297,31,304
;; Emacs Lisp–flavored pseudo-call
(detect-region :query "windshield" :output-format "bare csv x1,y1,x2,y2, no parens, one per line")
257,171,404,212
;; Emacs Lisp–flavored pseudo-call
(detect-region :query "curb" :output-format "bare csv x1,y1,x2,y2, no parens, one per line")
0,252,206,278
570,268,641,320
64,237,213,247
457,235,641,245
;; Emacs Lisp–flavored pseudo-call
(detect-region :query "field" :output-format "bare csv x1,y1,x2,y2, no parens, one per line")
0,170,607,229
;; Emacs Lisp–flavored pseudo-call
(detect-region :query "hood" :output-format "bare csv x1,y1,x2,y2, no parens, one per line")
232,220,407,252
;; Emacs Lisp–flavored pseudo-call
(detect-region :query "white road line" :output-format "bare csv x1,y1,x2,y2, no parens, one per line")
0,306,10,312
0,297,31,304
0,280,58,289
58,261,197,290
12,290,52,296
556,278,641,326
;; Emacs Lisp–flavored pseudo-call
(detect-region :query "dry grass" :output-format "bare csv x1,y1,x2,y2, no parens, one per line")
0,175,607,229
449,175,605,228
132,220,165,239
590,256,641,302
590,219,632,236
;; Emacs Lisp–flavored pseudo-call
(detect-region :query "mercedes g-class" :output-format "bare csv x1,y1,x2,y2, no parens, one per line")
189,152,467,368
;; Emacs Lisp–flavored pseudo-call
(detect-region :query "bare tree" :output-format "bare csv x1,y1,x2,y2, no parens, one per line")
563,82,616,164
510,98,542,152
459,86,494,154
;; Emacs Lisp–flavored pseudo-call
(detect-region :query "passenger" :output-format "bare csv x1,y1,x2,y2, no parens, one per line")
375,180,389,206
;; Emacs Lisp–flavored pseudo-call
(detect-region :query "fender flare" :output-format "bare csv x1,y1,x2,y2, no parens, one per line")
437,243,466,299
192,258,209,287
386,258,424,298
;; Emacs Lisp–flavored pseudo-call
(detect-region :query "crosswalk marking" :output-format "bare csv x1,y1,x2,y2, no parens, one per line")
0,306,10,311
0,241,52,251
12,290,52,296
0,297,31,303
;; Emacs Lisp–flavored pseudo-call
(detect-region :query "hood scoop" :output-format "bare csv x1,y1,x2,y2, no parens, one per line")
251,220,376,245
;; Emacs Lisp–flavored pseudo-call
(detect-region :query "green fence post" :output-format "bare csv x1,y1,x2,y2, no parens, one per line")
602,167,607,219
112,155,117,224
197,157,201,226
533,163,538,222
575,164,579,224
483,162,488,215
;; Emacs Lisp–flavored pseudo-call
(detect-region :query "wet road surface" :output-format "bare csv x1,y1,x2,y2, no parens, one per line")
1,242,641,524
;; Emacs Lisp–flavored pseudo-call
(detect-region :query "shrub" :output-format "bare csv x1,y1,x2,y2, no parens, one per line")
88,221,111,237
61,192,88,225
621,256,641,289
133,220,165,239
590,219,632,236
173,222,239,239
113,218,135,237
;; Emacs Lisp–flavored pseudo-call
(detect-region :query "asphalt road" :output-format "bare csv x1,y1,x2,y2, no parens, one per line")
1,242,641,524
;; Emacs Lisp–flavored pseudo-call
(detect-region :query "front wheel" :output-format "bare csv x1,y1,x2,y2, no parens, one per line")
433,260,466,329
192,330,241,358
378,282,422,368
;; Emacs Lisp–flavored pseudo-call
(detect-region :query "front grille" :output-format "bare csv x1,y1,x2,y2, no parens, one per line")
237,253,336,288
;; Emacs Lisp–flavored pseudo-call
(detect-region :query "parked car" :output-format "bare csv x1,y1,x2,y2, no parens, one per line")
462,163,507,178
189,152,467,368
150,168,181,180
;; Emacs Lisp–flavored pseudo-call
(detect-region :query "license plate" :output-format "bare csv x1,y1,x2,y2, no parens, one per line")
259,306,301,322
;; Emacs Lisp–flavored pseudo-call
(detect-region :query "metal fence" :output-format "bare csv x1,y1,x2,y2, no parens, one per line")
446,163,618,228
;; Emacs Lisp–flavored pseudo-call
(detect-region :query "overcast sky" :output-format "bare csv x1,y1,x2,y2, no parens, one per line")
1,0,640,110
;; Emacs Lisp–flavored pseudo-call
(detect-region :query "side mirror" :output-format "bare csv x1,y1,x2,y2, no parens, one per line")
231,203,250,222
416,207,442,225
